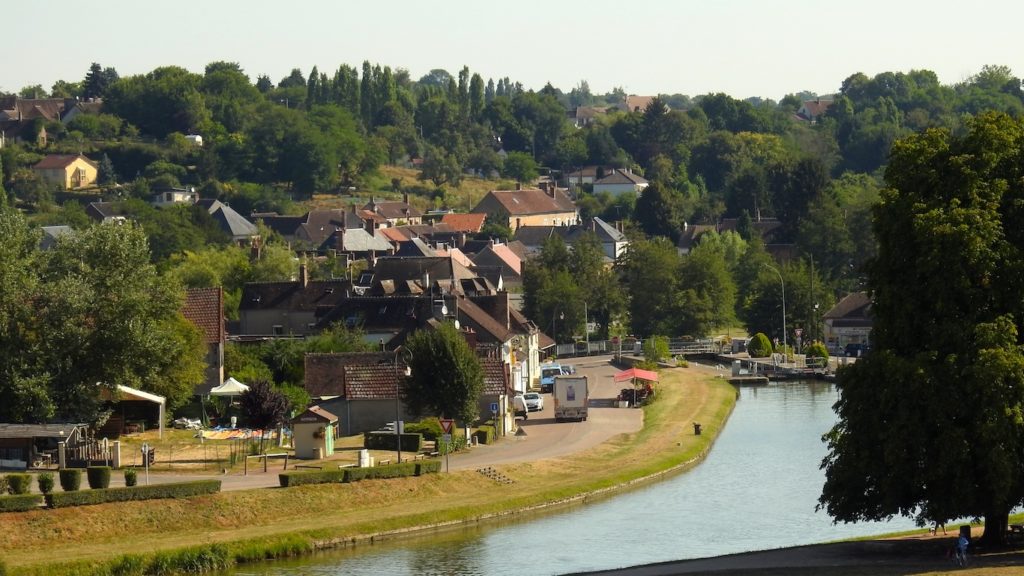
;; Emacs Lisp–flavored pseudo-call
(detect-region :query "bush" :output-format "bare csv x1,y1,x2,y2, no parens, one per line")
36,472,54,494
124,467,138,487
5,473,31,494
278,469,347,488
643,335,670,363
0,493,43,512
363,431,423,452
343,462,416,482
437,435,468,455
0,477,7,495
47,480,221,509
415,459,442,475
474,425,495,445
747,333,773,358
404,419,442,441
804,341,829,360
87,466,112,489
59,469,82,492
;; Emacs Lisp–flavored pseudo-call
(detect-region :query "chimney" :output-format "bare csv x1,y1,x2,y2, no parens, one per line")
545,185,555,198
497,291,511,330
591,219,596,232
351,203,357,214
299,263,309,287
459,231,467,248
403,192,409,204
365,216,374,235
249,236,262,261
515,182,522,191
515,217,521,231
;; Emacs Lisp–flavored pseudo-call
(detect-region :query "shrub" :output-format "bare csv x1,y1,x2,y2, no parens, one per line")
36,472,54,494
0,477,7,495
415,459,442,475
5,473,31,494
643,335,670,363
87,466,112,489
0,493,43,512
437,434,468,455
59,469,82,492
124,467,138,487
363,431,423,452
278,469,347,488
474,425,495,445
47,480,221,509
804,341,829,360
343,462,416,482
747,333,773,358
404,419,442,441
676,358,689,368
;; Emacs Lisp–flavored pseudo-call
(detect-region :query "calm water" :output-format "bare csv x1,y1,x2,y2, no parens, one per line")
230,381,920,576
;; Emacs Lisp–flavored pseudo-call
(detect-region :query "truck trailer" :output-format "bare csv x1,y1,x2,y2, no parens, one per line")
553,375,589,422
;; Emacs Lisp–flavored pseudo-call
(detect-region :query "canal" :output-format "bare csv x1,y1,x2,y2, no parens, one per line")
230,380,921,576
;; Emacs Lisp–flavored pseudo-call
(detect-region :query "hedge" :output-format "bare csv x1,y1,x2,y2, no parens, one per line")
278,469,347,487
404,419,442,441
87,466,112,489
46,479,221,509
0,493,43,512
474,425,495,445
37,471,55,494
5,473,32,494
363,431,423,452
278,460,442,487
59,468,82,492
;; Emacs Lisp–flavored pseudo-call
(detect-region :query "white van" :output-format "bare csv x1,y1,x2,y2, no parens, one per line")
512,395,529,420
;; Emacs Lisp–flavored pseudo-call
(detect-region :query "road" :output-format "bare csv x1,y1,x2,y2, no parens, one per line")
448,355,641,470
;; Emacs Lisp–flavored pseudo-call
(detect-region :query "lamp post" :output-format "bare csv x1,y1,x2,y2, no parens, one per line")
763,263,786,361
394,347,412,464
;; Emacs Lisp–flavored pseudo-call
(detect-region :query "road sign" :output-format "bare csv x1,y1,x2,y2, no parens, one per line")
489,402,498,414
794,328,803,338
439,418,454,434
441,433,452,443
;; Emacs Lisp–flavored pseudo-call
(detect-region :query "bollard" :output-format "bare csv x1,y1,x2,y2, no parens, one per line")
693,422,702,435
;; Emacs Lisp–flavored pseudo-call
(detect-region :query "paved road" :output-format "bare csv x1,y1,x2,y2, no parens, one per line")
449,355,641,471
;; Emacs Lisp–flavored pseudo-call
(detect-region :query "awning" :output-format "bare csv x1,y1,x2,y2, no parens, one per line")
210,377,249,396
614,368,659,383
100,384,166,439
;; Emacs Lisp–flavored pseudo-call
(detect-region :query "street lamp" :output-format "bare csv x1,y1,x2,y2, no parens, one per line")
394,347,412,463
763,263,787,361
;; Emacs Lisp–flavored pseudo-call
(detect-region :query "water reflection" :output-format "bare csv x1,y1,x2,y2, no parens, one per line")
228,381,920,576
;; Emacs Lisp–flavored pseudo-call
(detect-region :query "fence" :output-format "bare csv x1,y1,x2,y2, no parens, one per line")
550,338,725,359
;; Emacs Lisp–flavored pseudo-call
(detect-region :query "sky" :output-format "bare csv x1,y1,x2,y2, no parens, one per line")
6,0,1024,101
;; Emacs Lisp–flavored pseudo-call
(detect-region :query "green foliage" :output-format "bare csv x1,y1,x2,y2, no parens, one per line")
436,434,468,455
404,419,442,441
59,469,82,492
747,333,773,358
404,322,484,423
124,467,138,487
0,493,43,512
278,469,347,487
5,473,31,494
46,479,221,508
804,341,829,359
474,424,495,445
821,112,1024,545
643,335,670,363
501,151,539,182
239,380,291,453
36,471,54,494
363,431,424,452
278,460,439,487
86,466,112,489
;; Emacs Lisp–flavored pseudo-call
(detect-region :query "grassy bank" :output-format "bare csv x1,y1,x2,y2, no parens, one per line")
0,367,735,575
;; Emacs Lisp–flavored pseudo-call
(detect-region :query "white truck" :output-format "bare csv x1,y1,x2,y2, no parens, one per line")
553,375,589,422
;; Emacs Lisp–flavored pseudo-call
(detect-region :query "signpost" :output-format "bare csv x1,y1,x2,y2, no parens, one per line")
439,418,455,472
140,442,150,485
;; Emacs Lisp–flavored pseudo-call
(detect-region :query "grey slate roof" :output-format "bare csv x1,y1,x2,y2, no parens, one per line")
318,227,393,253
198,199,258,239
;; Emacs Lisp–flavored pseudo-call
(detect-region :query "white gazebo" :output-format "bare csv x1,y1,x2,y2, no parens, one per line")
210,377,249,398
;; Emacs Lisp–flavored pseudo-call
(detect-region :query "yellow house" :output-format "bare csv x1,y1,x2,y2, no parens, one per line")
32,154,99,189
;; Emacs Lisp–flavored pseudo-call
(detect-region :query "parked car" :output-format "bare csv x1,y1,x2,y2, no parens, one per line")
844,343,870,357
523,392,544,412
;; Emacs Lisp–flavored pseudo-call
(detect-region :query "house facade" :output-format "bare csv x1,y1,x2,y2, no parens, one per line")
592,170,649,196
822,292,872,353
182,287,226,396
32,154,98,189
471,184,578,232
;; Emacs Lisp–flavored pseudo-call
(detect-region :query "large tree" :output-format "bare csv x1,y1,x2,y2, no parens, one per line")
819,112,1024,545
403,323,484,424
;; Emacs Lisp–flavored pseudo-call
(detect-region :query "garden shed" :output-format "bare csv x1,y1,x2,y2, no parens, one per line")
291,406,338,460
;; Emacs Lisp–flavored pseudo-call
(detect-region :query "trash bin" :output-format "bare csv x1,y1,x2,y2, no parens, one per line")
693,422,702,435
312,447,323,460
358,449,370,467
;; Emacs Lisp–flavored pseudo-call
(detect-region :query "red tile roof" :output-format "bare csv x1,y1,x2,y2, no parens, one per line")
182,287,224,344
33,154,97,170
441,213,487,233
480,358,511,395
344,364,403,400
473,188,576,217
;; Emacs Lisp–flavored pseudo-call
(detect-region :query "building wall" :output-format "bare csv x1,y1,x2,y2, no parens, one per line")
320,398,406,436
593,183,640,196
35,158,98,189
239,309,318,336
508,211,578,231
292,421,331,459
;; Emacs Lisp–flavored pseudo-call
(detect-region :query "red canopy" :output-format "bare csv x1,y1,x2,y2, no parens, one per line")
614,368,659,383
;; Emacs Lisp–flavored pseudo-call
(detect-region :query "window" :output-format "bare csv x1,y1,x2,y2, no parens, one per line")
272,325,284,336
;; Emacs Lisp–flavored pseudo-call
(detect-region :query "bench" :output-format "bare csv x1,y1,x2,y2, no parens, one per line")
376,459,391,466
294,464,323,470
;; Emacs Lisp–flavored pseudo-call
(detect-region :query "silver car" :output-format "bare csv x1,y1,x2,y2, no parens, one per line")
523,392,544,412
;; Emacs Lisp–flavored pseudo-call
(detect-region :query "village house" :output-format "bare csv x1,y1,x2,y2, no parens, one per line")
592,169,650,196
471,183,578,232
32,154,98,189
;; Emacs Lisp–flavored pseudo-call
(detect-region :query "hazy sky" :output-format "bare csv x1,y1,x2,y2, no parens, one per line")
7,0,1023,100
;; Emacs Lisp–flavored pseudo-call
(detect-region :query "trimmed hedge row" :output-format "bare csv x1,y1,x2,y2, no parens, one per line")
474,425,495,445
363,431,423,452
46,479,221,509
0,493,43,512
87,465,112,489
278,460,442,487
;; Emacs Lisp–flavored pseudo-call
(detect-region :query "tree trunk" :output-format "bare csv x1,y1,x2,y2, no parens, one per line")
979,509,1008,547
